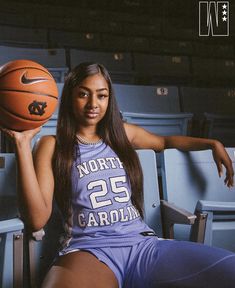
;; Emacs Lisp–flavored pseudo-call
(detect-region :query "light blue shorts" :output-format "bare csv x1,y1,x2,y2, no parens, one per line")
82,237,235,288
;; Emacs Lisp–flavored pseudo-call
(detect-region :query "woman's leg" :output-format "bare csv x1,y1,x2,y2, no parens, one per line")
125,238,235,288
41,251,119,288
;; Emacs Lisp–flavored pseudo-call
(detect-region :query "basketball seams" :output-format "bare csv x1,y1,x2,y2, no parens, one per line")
0,66,53,80
0,88,58,99
0,105,51,122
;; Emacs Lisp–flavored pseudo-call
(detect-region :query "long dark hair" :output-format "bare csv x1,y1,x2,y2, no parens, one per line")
53,62,144,220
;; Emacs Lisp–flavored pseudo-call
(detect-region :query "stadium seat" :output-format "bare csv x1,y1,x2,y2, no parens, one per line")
161,148,235,252
0,153,24,288
202,113,235,147
69,49,134,84
122,112,193,136
0,45,68,83
180,86,235,140
0,24,47,47
192,57,235,85
0,218,24,288
113,83,181,113
49,30,101,50
133,53,191,84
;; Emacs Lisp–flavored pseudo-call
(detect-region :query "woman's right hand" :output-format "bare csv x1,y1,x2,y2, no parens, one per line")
0,126,41,146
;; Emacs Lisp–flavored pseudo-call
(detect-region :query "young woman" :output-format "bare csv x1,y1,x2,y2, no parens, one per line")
1,62,235,288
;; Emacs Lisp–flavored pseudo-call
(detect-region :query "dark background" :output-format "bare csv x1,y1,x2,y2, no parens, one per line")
0,0,235,148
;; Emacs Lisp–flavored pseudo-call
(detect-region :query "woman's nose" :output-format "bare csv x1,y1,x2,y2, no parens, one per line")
87,95,98,109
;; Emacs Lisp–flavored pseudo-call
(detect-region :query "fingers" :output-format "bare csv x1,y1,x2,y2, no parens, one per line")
215,161,223,178
224,166,234,188
0,126,15,138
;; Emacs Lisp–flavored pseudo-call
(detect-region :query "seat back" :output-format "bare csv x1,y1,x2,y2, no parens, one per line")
0,153,24,288
161,148,235,251
122,112,193,136
136,150,162,236
113,84,180,114
203,113,235,147
0,45,68,83
0,153,18,220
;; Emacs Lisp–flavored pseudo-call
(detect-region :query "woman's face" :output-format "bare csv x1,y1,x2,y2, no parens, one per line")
72,73,109,128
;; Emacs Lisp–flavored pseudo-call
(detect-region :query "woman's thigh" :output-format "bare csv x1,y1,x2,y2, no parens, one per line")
41,251,119,288
125,238,235,288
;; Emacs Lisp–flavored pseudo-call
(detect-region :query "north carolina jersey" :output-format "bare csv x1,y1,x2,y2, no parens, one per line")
59,140,154,253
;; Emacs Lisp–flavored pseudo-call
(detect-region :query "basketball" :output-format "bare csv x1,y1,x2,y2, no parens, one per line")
0,59,58,131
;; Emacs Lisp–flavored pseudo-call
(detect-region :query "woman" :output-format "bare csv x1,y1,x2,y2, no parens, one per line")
1,62,235,288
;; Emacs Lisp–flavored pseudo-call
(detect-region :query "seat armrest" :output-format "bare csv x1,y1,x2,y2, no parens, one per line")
0,218,24,233
196,200,235,212
161,200,196,239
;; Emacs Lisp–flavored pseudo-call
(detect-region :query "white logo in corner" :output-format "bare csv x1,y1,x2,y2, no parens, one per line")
199,1,229,36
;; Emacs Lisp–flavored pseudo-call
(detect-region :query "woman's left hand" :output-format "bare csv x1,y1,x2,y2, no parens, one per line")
212,141,234,188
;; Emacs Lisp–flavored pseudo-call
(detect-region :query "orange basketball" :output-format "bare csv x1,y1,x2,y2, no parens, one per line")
0,59,58,131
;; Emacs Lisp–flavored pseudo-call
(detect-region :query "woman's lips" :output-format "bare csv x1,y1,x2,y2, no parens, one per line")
85,112,99,118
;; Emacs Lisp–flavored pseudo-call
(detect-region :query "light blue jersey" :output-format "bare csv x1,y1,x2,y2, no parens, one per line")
59,140,153,253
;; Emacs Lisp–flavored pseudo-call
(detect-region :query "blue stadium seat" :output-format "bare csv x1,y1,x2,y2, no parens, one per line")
149,39,194,56
0,153,24,288
113,84,180,113
160,148,235,252
192,57,235,84
101,34,150,53
49,30,101,50
180,86,235,140
133,53,191,83
0,46,68,82
113,84,193,136
194,43,234,58
0,154,18,220
0,218,24,288
122,112,193,136
203,113,235,147
180,86,235,117
0,24,47,47
69,49,134,84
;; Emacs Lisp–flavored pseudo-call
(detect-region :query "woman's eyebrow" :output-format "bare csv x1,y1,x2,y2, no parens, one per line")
78,85,89,90
96,88,108,92
78,86,108,92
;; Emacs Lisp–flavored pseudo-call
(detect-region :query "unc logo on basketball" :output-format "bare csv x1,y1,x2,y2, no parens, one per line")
28,101,47,116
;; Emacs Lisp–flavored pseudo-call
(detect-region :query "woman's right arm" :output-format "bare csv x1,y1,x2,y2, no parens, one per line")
1,128,55,231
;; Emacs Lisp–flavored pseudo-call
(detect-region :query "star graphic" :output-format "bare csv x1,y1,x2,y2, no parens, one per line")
222,4,227,9
222,16,227,21
223,10,227,15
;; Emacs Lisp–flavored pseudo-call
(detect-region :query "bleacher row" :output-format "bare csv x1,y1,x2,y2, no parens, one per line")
0,0,235,88
0,45,235,150
0,38,235,87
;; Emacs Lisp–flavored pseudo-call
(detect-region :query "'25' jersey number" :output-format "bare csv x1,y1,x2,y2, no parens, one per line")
88,176,130,209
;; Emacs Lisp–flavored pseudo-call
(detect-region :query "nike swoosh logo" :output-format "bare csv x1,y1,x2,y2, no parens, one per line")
21,72,49,84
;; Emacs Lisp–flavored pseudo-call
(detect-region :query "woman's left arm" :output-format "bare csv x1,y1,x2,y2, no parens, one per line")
124,123,234,187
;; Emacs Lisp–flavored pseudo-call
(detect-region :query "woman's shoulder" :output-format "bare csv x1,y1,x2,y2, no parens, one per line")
33,135,56,156
123,122,142,143
37,134,56,145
